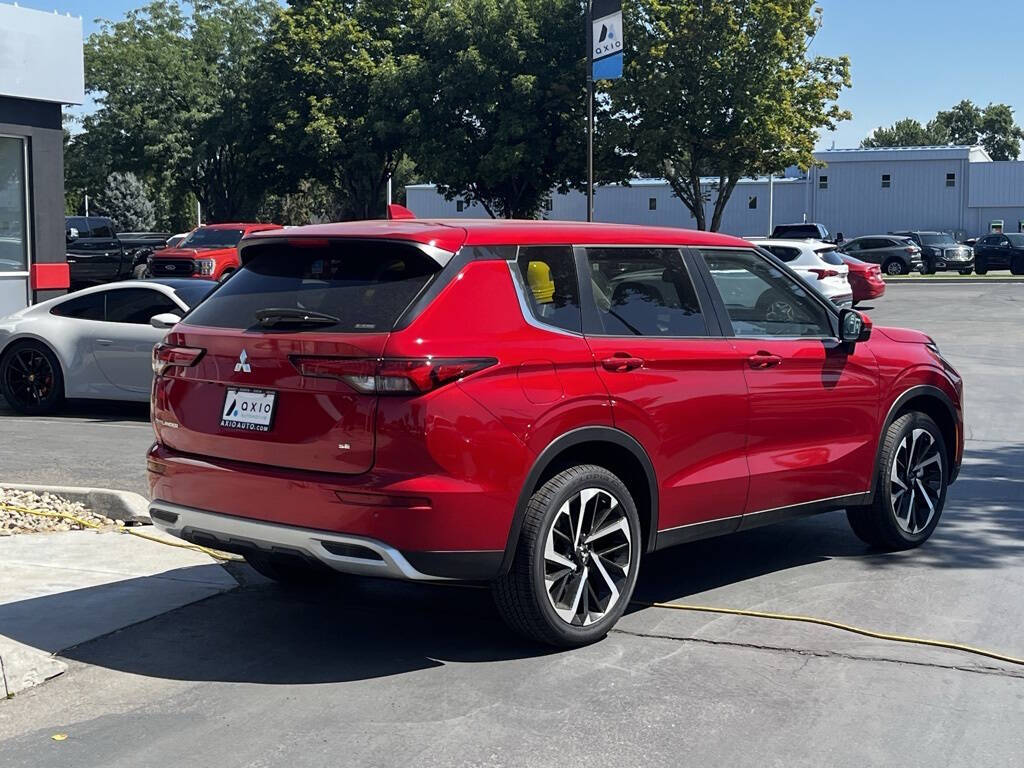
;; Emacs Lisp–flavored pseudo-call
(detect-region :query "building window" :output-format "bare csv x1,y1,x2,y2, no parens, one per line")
818,175,828,190
543,197,553,212
456,200,465,212
748,195,758,210
946,173,956,188
881,174,891,189
649,197,657,211
0,137,29,274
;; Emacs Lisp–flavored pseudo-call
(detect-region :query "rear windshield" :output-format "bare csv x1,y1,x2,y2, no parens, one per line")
774,225,825,239
814,246,844,266
182,228,245,249
183,240,441,332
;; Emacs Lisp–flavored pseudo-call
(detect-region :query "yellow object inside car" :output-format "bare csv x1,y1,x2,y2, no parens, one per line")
527,260,555,303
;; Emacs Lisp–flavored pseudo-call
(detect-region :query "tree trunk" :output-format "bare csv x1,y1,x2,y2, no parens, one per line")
709,175,740,233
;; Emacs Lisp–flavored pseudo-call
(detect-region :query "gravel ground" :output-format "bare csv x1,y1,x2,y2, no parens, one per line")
0,489,116,536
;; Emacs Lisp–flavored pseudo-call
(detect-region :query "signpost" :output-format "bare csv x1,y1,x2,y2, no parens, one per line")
587,0,623,222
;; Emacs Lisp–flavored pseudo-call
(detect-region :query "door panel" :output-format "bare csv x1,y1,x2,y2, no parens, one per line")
581,246,750,531
698,247,880,515
92,288,179,393
729,338,879,511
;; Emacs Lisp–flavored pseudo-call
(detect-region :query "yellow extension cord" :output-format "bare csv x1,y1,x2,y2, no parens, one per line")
0,502,241,563
3,503,1021,668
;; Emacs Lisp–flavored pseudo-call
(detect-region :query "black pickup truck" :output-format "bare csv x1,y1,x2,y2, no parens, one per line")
65,216,169,285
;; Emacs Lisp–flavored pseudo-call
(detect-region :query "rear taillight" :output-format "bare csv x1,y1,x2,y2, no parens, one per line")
808,268,840,280
290,356,497,394
152,343,205,376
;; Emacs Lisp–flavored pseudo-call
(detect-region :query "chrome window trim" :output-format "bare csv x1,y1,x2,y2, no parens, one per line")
505,256,584,338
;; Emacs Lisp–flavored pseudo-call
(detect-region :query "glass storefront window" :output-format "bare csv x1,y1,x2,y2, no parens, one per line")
0,137,29,273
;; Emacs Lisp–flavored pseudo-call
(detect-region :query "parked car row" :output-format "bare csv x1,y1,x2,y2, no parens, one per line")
3,215,965,647
65,217,282,287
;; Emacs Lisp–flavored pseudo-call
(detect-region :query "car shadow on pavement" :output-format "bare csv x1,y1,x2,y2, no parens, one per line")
3,442,1020,686
0,395,150,423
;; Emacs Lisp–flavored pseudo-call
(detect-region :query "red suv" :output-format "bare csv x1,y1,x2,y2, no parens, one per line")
147,222,283,281
148,220,963,647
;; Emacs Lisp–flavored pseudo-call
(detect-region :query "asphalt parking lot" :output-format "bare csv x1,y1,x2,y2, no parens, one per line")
1,280,1023,767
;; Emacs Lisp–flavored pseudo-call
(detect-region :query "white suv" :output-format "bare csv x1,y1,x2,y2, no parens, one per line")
748,238,853,308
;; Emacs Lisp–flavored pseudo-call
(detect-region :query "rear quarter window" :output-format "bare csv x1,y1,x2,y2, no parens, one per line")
815,247,845,266
183,240,442,332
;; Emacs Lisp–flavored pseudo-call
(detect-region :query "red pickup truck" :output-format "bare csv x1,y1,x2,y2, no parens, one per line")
146,222,283,281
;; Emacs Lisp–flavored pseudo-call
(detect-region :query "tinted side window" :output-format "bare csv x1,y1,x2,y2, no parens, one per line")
701,249,832,338
50,292,105,321
90,219,115,238
105,289,179,324
66,217,90,235
763,245,801,263
585,248,707,337
842,240,862,252
514,246,581,333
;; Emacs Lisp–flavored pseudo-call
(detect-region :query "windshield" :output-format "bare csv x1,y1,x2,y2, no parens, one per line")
919,233,956,245
181,227,245,249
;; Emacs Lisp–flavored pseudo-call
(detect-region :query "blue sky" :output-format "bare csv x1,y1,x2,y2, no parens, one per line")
22,0,1024,150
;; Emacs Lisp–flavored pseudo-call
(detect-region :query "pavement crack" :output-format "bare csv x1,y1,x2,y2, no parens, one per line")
610,628,1024,680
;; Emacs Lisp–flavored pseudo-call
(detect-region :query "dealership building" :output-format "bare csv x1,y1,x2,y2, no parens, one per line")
407,145,1024,240
0,3,83,317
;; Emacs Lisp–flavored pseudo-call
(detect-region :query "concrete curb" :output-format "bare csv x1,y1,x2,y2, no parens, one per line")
0,484,150,525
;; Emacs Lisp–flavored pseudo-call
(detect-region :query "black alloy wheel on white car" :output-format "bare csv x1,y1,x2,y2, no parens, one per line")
0,341,65,415
847,412,948,550
494,465,642,647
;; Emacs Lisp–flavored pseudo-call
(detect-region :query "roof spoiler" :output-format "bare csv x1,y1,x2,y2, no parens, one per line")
387,204,416,220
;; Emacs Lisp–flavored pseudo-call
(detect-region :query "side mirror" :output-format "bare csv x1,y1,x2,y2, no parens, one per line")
150,312,181,330
839,308,872,345
66,227,79,243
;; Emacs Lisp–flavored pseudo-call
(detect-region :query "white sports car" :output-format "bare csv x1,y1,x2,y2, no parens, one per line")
0,279,215,414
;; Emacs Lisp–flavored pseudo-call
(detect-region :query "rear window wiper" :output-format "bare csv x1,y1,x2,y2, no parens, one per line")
255,308,340,327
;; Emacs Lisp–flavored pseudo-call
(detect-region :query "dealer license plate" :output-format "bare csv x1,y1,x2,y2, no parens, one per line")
220,389,276,432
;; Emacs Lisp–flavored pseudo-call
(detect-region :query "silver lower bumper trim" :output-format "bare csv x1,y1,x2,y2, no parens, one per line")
149,501,449,581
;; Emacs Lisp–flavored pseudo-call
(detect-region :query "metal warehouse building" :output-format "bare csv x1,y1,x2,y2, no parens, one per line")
407,145,1024,239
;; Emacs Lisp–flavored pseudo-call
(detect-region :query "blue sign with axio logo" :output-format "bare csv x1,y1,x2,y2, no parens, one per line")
591,0,623,80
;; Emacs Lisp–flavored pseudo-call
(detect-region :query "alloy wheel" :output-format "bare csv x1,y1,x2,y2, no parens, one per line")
3,348,55,408
543,487,633,626
890,428,944,535
886,261,905,275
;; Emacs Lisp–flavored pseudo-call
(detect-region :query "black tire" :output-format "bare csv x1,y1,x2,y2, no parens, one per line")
244,552,338,588
883,259,907,276
919,259,936,275
493,465,642,647
0,341,65,415
1011,255,1024,276
846,412,948,551
975,257,988,275
132,263,149,280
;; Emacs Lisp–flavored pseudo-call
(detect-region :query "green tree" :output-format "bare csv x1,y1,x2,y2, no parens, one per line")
861,118,943,149
608,0,850,231
81,0,279,228
102,172,157,231
410,0,586,218
862,100,1024,160
254,0,420,221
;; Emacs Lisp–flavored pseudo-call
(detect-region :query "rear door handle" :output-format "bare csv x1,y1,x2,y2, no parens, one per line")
601,355,645,372
747,352,782,369
96,339,114,346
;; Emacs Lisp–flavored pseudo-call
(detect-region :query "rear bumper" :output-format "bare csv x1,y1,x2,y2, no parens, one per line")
150,501,502,580
146,441,518,580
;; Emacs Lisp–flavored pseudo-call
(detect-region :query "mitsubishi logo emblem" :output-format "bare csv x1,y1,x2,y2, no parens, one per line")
234,350,251,373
